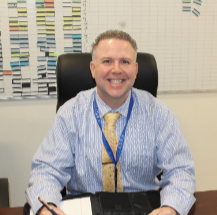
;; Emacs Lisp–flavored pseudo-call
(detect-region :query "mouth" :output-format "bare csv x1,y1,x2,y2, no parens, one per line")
109,79,123,84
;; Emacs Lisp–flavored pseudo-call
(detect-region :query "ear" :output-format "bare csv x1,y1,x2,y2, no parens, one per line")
135,62,138,77
90,61,95,79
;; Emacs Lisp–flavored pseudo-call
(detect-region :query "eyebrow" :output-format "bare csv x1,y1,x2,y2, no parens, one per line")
100,57,132,61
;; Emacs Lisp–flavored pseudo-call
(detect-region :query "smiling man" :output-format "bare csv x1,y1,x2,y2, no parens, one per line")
26,30,196,215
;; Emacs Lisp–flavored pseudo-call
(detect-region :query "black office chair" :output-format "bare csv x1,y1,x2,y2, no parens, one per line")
56,53,158,111
0,178,10,208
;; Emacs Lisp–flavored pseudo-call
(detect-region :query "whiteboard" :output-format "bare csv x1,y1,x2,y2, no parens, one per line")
0,0,217,100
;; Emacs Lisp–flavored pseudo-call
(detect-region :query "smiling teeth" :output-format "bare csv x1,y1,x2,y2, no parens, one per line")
110,80,122,84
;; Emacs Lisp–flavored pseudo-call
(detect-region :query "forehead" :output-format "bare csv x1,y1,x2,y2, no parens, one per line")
93,38,136,59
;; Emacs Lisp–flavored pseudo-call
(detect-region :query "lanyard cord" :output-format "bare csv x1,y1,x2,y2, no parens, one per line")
93,93,134,191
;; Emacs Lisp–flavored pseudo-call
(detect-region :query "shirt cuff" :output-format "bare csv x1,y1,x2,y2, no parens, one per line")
161,195,195,215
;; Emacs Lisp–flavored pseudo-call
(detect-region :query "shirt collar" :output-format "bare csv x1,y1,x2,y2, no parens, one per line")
95,89,132,119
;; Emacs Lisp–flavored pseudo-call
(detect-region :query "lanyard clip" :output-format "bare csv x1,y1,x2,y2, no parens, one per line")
115,166,117,193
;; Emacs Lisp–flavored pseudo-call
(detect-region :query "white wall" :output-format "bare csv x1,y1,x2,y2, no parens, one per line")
0,92,217,207
0,99,56,207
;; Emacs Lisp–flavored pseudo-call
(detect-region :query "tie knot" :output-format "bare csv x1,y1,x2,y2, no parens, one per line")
104,112,120,126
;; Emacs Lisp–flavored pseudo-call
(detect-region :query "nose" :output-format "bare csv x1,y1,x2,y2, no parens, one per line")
112,61,122,74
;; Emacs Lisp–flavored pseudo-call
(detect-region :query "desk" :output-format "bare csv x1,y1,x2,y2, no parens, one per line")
0,191,216,215
188,190,217,215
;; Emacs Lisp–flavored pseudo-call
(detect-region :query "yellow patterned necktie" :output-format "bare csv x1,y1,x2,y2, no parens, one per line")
102,112,123,192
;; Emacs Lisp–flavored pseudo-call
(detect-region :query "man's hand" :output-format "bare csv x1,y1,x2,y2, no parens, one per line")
148,206,177,215
39,205,67,215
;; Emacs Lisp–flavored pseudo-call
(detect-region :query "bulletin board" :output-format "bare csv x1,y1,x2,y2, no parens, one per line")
0,0,217,100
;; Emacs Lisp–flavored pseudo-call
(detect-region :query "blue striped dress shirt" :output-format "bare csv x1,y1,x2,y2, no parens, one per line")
25,87,196,215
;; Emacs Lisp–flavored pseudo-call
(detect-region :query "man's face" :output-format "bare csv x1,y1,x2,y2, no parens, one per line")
90,38,138,108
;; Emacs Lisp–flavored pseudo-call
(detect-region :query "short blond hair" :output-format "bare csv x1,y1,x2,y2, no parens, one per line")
91,30,138,56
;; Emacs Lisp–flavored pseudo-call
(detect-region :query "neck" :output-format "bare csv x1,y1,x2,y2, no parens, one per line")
107,100,124,109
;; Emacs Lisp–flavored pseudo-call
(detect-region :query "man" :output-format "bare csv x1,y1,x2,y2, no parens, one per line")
25,30,196,215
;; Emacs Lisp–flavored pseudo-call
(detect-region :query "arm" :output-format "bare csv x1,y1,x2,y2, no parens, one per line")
25,109,76,215
155,105,196,215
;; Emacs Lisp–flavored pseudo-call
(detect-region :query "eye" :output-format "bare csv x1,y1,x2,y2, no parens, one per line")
121,60,130,64
103,59,112,64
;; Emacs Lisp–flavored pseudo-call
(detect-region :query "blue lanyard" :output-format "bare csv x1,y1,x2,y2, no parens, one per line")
93,93,134,167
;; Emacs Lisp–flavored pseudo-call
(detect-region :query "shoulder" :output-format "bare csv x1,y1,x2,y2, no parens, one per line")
57,88,95,117
132,88,169,111
132,88,177,132
132,88,174,121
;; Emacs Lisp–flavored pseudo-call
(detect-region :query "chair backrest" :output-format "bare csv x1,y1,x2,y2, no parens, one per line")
0,178,10,208
56,52,158,111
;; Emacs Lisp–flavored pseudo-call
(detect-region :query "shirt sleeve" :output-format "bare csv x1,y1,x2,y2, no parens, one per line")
25,108,76,214
155,104,196,215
